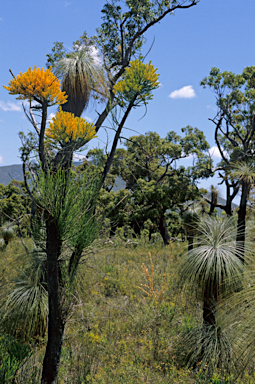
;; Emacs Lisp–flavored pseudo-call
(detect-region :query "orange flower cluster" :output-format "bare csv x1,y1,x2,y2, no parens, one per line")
46,108,97,147
4,66,67,106
138,252,166,304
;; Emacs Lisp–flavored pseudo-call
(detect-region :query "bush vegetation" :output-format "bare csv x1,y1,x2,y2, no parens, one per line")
0,231,255,383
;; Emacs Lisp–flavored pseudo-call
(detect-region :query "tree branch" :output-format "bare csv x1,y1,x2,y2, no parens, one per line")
101,95,137,188
39,102,49,173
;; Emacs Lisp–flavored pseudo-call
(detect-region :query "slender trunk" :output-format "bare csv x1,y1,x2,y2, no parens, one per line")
225,183,233,216
202,297,216,327
187,234,194,251
101,96,136,188
41,216,64,384
203,280,218,327
236,181,248,264
158,214,170,245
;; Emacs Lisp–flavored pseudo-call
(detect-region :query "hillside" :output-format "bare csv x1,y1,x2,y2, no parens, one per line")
0,164,23,186
0,164,238,213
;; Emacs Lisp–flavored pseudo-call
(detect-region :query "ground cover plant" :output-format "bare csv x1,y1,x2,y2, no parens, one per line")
1,232,255,383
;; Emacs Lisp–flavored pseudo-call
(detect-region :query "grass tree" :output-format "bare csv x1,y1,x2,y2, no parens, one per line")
50,43,108,117
0,246,48,342
181,216,244,326
182,203,201,251
209,185,219,216
218,262,255,374
1,221,16,246
179,216,245,373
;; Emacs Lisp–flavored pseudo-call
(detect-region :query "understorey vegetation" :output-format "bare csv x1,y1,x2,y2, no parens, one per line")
2,1,255,383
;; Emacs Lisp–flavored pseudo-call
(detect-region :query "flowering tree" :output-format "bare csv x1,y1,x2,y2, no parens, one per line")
5,66,99,384
5,1,200,382
101,58,160,186
4,61,159,384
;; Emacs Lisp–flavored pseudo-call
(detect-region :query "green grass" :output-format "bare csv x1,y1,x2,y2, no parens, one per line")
1,237,255,383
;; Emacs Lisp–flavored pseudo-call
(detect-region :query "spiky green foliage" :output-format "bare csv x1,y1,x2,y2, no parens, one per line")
0,334,31,383
33,167,100,254
177,216,247,376
0,247,48,342
232,161,255,186
181,216,244,298
52,46,107,116
182,203,201,250
1,222,16,246
182,204,200,234
0,168,101,344
218,263,255,374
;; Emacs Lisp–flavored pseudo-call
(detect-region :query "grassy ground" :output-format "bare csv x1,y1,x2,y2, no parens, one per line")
1,236,255,383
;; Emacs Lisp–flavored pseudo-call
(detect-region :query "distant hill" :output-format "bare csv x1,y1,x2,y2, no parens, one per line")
0,163,126,191
204,193,238,216
0,164,24,186
0,165,239,214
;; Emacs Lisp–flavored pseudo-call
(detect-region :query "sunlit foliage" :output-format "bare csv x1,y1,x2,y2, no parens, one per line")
113,59,160,106
3,66,67,106
46,107,97,148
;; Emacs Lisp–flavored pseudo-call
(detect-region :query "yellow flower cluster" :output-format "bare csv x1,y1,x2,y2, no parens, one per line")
113,59,160,105
46,108,97,147
3,66,67,106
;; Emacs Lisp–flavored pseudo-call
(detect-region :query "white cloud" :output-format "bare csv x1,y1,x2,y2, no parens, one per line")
209,146,229,159
0,155,3,164
209,146,221,158
73,154,86,161
0,101,22,112
169,85,196,99
89,46,103,66
84,115,92,122
47,113,55,123
64,1,71,7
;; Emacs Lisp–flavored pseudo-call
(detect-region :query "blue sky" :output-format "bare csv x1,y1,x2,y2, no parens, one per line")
1,0,255,198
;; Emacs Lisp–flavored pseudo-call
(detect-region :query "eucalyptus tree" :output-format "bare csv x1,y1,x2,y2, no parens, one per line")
201,66,255,262
110,128,210,244
0,181,31,227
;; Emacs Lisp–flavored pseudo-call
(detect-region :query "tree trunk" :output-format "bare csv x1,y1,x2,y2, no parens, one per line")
236,181,248,264
158,214,170,245
41,216,64,384
187,234,194,251
202,297,216,327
